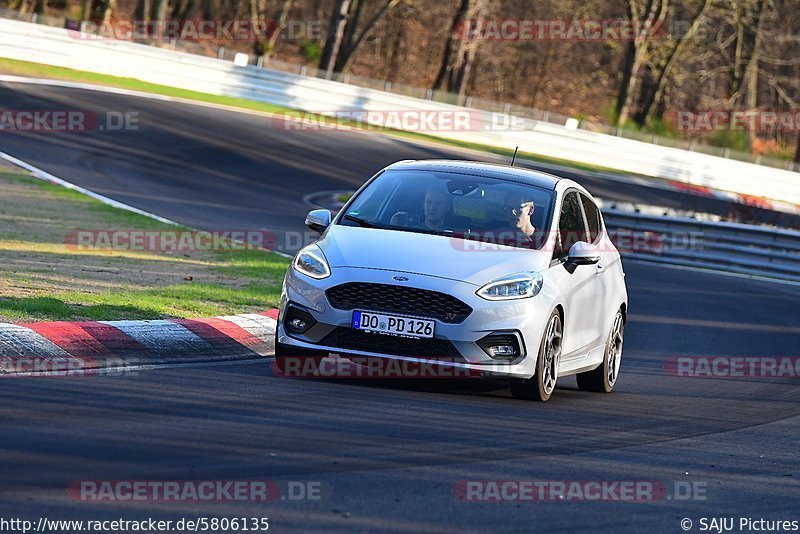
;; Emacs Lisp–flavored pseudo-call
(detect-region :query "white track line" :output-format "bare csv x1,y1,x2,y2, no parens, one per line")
0,150,292,258
0,150,180,226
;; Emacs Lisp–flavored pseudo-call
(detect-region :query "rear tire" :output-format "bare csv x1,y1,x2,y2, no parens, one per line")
510,310,562,401
576,310,624,393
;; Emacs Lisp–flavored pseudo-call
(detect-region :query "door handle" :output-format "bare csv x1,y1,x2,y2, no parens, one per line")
595,263,606,275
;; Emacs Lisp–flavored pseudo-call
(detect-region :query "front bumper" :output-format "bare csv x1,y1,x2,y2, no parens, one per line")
277,266,554,379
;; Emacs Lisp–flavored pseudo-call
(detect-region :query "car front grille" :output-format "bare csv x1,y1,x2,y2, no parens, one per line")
325,282,472,324
320,327,462,359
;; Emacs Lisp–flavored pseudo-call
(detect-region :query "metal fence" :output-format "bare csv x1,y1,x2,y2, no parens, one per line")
603,210,800,282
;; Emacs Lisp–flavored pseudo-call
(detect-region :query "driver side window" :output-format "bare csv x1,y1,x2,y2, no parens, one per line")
555,191,588,260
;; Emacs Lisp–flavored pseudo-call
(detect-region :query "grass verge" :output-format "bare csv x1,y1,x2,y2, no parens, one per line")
0,165,290,322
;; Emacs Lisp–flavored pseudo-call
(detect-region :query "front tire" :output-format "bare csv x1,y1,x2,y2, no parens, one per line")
510,310,562,401
576,310,624,393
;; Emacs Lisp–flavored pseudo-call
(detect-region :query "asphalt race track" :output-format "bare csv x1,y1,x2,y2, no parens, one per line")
1,81,799,532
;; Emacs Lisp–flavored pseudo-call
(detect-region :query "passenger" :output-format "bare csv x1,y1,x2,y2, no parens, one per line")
503,192,536,241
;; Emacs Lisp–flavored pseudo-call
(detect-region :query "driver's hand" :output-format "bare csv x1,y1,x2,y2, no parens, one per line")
390,212,408,226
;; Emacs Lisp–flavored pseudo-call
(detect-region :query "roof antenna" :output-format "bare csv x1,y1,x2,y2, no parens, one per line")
510,146,519,167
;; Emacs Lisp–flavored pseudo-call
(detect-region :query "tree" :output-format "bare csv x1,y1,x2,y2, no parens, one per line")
102,0,117,24
638,0,713,125
333,0,403,73
615,0,670,125
433,0,490,104
150,0,169,39
262,0,293,61
319,0,352,79
83,0,97,20
135,0,151,27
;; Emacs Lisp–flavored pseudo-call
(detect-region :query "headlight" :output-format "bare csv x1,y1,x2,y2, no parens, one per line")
293,244,331,279
477,272,543,300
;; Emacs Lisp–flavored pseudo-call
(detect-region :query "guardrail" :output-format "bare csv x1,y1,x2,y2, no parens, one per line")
603,210,800,282
1,17,800,211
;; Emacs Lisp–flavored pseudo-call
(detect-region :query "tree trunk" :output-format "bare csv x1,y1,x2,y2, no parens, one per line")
201,0,219,21
248,0,266,57
455,43,478,103
729,0,746,104
319,0,352,79
337,0,362,66
174,0,193,20
641,0,713,124
616,0,669,126
617,45,650,125
794,134,800,164
16,0,32,15
83,0,95,20
262,0,292,60
101,0,117,24
614,37,637,121
743,0,768,148
334,0,401,73
149,0,169,39
433,0,471,92
136,0,151,26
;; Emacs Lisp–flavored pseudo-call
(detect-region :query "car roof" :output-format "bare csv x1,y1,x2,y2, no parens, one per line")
384,160,563,190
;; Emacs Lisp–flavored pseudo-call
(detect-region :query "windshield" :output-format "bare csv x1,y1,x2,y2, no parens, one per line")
339,169,555,249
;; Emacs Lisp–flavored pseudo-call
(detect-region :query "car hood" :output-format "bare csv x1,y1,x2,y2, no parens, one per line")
318,226,551,287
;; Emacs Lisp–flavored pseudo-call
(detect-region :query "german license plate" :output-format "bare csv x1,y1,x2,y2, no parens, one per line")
352,311,435,339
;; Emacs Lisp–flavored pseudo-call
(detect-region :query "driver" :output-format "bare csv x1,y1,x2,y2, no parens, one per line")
391,189,452,230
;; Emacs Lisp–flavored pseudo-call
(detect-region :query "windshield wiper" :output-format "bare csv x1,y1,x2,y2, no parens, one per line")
343,213,379,228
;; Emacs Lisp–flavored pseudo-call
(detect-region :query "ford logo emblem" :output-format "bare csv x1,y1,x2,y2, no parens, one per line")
392,276,409,282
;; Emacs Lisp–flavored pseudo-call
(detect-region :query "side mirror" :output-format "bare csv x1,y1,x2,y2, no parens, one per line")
305,209,332,234
564,241,600,274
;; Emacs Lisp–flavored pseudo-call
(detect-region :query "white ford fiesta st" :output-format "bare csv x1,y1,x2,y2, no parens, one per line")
276,160,628,401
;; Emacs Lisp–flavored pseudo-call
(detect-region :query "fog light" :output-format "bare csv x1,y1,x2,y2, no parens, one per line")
477,332,524,361
489,344,516,357
284,305,317,335
289,318,307,331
